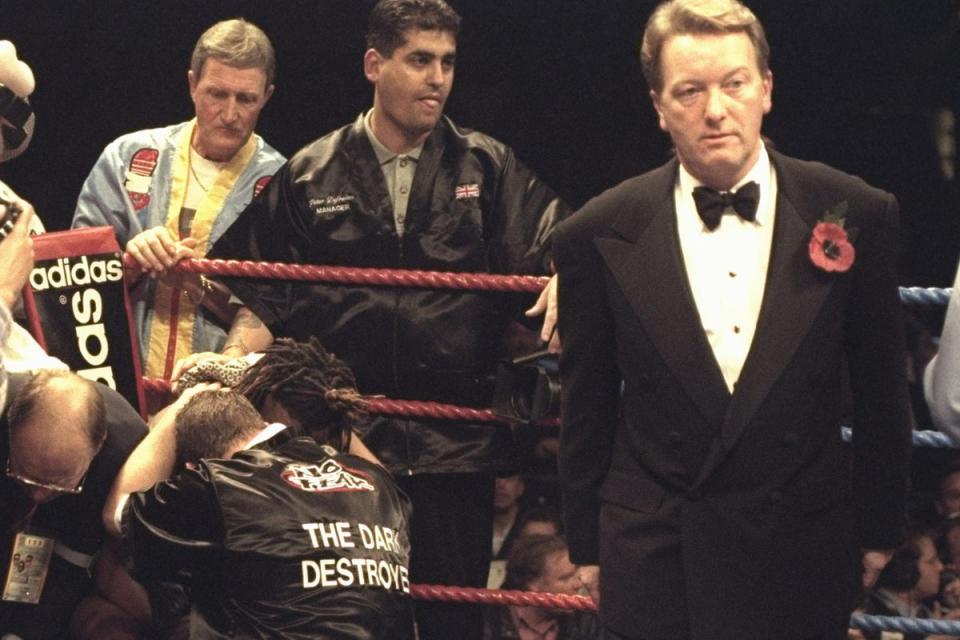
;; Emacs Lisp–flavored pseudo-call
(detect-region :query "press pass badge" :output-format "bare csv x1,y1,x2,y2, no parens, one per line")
3,533,53,604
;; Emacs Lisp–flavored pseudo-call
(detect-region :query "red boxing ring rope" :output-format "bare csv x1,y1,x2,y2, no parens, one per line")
123,255,550,293
133,254,956,635
410,584,595,611
142,377,559,427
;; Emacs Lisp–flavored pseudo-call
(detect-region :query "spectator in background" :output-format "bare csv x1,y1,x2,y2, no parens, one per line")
936,465,960,519
489,478,563,589
484,534,600,640
514,505,563,541
493,474,527,559
940,568,960,617
488,505,566,589
72,18,284,380
861,530,960,640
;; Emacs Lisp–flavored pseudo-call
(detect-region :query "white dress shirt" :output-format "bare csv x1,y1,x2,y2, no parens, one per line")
675,145,778,392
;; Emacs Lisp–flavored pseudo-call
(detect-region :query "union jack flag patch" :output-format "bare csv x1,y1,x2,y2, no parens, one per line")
455,183,480,200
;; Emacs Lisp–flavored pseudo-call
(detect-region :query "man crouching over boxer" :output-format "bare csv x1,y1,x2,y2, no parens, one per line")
88,340,414,640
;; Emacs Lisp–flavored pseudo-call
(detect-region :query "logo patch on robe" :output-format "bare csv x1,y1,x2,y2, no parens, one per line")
124,148,159,211
281,459,375,493
253,175,272,199
455,183,480,200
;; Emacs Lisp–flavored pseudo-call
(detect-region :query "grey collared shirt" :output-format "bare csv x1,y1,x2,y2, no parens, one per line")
363,110,423,236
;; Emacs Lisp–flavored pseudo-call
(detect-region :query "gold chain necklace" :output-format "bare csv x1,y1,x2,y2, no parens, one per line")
189,157,209,193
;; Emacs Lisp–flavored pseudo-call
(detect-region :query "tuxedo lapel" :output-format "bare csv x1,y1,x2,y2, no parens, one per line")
595,162,731,428
716,153,838,452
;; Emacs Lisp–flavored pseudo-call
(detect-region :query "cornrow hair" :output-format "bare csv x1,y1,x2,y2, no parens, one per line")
234,337,366,449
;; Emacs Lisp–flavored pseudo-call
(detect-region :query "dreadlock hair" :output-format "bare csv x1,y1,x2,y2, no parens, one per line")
234,337,365,450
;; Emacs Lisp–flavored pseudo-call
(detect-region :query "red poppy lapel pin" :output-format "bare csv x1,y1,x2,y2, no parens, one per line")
809,200,855,273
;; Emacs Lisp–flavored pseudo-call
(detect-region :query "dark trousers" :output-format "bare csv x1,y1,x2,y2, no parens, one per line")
397,472,494,640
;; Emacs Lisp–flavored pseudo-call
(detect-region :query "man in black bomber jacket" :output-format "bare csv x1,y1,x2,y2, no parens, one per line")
192,1,570,638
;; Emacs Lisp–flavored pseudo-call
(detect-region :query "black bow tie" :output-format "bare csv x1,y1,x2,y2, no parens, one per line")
692,181,760,231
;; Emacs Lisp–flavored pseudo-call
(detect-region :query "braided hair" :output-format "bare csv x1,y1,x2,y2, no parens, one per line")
234,337,365,449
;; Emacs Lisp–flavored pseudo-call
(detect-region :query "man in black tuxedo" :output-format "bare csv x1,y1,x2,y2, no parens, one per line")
553,1,913,639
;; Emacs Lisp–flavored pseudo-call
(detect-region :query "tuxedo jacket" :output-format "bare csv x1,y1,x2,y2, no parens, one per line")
554,150,912,640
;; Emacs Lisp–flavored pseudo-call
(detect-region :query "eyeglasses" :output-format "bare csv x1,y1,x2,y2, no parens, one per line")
5,458,87,496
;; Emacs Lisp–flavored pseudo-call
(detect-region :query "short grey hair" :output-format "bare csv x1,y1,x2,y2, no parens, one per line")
190,18,276,88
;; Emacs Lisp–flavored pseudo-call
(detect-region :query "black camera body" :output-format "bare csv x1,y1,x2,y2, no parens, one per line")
491,349,560,423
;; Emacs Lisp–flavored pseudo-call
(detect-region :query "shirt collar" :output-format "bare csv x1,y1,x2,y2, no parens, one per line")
362,109,423,164
241,422,288,450
677,143,774,225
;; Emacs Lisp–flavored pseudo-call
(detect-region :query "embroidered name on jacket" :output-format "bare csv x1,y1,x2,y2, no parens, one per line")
309,194,355,218
281,459,375,493
301,521,410,592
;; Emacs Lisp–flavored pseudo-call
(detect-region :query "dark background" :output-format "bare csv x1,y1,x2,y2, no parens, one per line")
1,0,959,285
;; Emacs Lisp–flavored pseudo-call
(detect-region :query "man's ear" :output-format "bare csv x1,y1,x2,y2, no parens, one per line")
761,70,773,115
650,89,668,133
188,69,198,99
363,48,383,84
